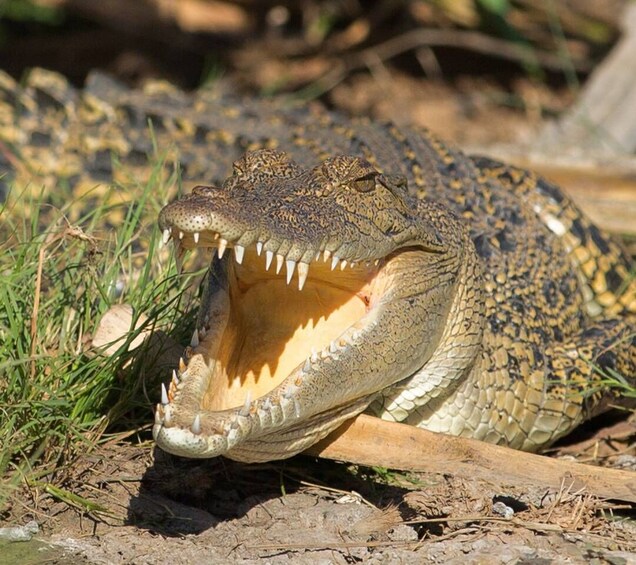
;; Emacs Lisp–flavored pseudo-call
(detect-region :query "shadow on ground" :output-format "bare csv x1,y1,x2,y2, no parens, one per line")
128,447,415,537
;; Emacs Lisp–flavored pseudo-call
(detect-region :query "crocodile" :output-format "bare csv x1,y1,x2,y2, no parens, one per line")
1,69,635,462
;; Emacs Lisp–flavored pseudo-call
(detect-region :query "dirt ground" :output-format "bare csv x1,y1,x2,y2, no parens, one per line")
3,425,636,565
2,5,636,563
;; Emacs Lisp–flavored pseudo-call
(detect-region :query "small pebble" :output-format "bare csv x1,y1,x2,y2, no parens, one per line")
0,520,39,542
492,501,514,519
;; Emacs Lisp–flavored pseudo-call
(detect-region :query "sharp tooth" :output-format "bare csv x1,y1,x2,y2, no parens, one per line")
303,357,311,372
191,328,199,348
315,251,321,261
256,241,263,256
179,231,184,240
240,390,252,416
156,404,165,420
329,340,338,353
350,262,356,268
276,254,284,274
169,374,178,398
163,404,172,425
172,369,179,386
324,249,331,262
191,414,201,435
193,232,200,244
340,259,347,270
331,255,339,271
161,383,169,405
162,229,171,245
214,232,220,240
234,245,245,264
218,238,228,259
155,405,162,424
179,357,187,373
286,259,296,284
311,347,319,362
265,250,274,270
199,327,206,339
297,262,309,291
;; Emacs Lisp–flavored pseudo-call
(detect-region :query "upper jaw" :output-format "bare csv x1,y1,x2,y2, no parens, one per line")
158,192,394,278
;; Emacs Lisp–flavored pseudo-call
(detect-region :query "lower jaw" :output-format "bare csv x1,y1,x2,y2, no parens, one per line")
153,344,376,461
220,395,374,462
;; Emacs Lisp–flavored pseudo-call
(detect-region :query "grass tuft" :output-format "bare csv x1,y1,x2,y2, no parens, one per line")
0,156,199,509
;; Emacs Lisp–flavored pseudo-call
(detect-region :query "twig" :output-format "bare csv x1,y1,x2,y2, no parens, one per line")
30,234,49,378
296,26,593,99
353,28,592,72
286,474,379,510
250,538,418,551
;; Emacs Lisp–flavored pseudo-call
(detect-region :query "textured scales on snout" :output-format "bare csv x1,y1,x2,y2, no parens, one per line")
154,148,636,462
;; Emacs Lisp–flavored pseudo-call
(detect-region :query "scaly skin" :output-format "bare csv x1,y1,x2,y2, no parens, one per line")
1,69,634,462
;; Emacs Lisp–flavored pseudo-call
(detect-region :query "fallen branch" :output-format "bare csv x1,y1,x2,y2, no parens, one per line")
306,414,636,503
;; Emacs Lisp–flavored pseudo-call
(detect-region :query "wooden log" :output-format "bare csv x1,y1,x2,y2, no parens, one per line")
307,414,636,503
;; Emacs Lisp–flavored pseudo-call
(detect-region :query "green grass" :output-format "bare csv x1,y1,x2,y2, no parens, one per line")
0,158,200,509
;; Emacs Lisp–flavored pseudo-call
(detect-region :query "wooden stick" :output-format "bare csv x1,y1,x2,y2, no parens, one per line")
306,414,636,503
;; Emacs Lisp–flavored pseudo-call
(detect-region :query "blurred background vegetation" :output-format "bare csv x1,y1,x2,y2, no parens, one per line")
0,0,630,149
0,1,624,90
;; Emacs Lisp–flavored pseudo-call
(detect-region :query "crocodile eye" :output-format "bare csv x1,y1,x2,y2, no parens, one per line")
321,155,381,193
232,160,245,177
351,173,377,193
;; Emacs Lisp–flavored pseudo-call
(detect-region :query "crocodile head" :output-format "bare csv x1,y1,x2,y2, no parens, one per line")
153,149,464,462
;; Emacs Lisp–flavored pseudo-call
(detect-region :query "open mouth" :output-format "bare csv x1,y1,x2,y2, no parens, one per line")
182,228,382,411
153,222,390,459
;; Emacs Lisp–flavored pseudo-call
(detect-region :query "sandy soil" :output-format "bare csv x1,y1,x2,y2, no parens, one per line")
3,430,635,565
